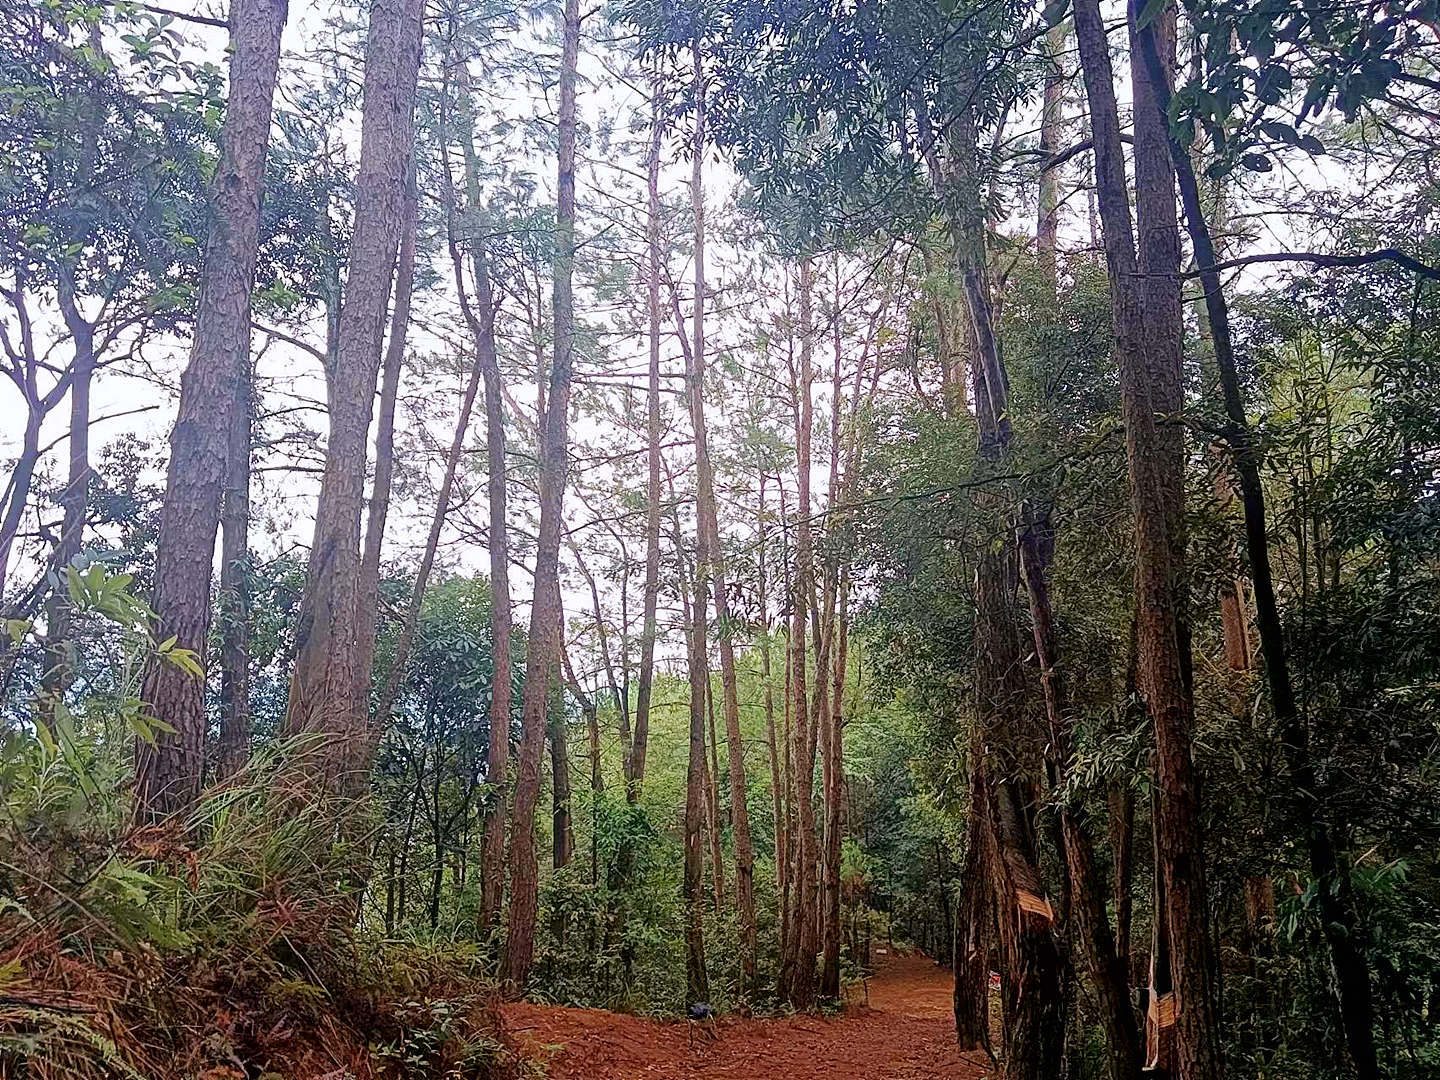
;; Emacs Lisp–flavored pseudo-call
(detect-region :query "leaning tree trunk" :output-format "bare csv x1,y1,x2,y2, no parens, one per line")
284,0,424,803
354,172,418,720
947,96,1064,1078
135,0,287,820
375,122,489,734
1018,505,1142,1080
503,0,579,995
1072,0,1222,1074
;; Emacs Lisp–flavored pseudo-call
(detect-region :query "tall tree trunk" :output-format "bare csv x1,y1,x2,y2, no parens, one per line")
284,0,424,801
215,337,255,781
1072,1,1222,1073
40,30,105,702
1131,25,1380,1074
682,62,757,978
945,94,1063,1078
818,272,849,1000
953,738,991,1050
1018,506,1142,1080
0,408,44,608
704,677,726,912
776,473,797,965
1132,11,1221,1079
442,56,516,940
1109,781,1135,977
503,0,579,994
631,89,665,804
975,542,1065,1080
679,506,712,1003
758,474,787,933
1146,789,1178,1075
44,274,94,700
135,0,287,820
375,124,490,732
779,258,819,1011
354,172,418,720
1037,20,1066,285
551,705,574,870
477,263,514,934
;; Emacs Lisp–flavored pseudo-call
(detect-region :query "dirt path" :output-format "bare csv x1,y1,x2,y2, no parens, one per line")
499,951,990,1079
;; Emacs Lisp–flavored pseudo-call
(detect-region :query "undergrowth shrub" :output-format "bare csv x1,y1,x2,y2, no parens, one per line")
0,570,520,1080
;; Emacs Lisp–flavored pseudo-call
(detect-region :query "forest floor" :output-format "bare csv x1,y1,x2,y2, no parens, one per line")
500,950,990,1078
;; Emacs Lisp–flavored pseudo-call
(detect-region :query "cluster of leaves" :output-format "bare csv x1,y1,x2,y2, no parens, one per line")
1173,0,1440,174
0,0,218,323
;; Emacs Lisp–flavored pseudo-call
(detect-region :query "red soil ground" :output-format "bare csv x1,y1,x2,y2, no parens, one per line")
499,950,991,1079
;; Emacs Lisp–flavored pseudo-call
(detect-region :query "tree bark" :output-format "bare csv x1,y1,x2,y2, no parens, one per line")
1146,789,1178,1075
948,95,1063,1077
631,88,665,804
758,473,787,922
681,66,758,977
0,407,45,607
953,740,991,1050
1108,781,1135,977
135,0,287,820
375,127,489,734
444,57,516,940
1131,24,1380,1074
975,543,1065,1080
1036,20,1066,285
215,334,256,781
503,0,579,994
43,271,95,700
679,503,712,1004
1072,1,1222,1073
818,273,845,1000
284,0,424,801
551,704,574,870
354,171,418,722
778,258,819,1011
1018,505,1142,1080
704,678,726,913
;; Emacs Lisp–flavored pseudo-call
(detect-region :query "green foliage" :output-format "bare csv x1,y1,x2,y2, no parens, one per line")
1176,0,1440,172
620,0,1035,247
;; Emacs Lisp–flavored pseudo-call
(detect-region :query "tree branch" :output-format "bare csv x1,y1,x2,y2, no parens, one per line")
1185,248,1440,281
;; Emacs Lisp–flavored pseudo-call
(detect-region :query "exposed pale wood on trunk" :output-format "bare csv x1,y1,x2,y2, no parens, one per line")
1071,0,1222,1072
1132,21,1380,1074
1018,505,1142,1080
